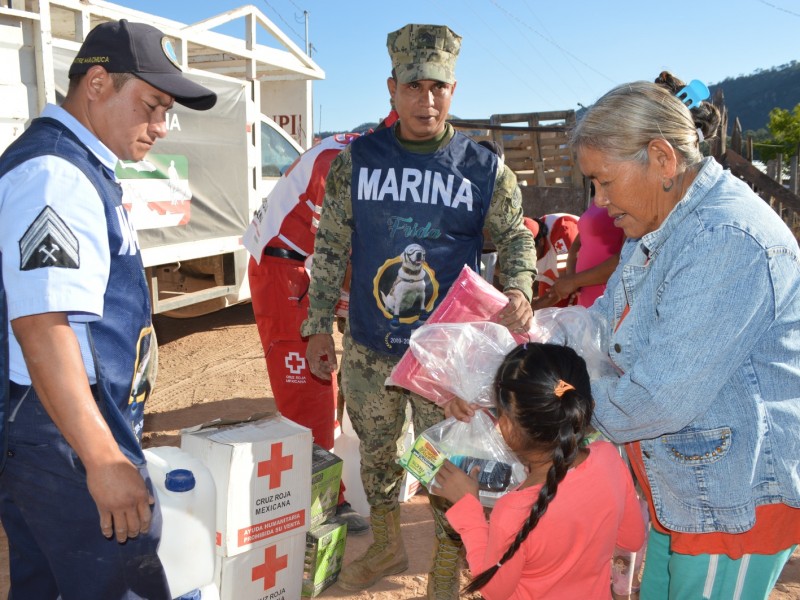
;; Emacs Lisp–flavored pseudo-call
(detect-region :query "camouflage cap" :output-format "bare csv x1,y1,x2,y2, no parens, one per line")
387,24,462,84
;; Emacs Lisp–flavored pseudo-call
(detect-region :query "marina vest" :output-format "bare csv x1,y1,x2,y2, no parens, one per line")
348,127,496,356
0,117,153,466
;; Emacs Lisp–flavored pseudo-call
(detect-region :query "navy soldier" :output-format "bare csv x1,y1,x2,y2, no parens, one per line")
302,23,536,599
0,20,215,599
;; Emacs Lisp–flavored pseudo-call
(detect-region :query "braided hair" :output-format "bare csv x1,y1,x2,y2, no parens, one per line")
464,342,594,594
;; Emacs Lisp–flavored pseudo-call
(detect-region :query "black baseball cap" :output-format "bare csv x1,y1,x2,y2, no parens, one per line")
69,19,217,111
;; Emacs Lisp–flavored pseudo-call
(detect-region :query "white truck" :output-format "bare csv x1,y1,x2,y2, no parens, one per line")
1,0,324,316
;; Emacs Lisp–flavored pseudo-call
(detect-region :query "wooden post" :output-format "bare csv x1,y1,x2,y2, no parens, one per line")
711,88,727,162
767,159,777,181
746,135,754,162
790,155,799,195
731,118,742,156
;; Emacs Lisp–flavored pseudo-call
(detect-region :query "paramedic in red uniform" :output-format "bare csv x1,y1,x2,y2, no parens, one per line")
525,213,579,310
244,114,397,534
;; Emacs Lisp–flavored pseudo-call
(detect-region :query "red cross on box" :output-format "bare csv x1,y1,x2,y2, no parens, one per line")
257,441,293,490
251,544,288,591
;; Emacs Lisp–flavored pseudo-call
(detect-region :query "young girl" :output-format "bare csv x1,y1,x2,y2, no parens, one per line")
432,343,645,599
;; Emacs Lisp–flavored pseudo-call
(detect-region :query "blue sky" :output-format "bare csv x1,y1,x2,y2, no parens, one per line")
116,0,799,134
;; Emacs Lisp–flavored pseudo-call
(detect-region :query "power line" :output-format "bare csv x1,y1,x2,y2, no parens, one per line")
758,0,800,18
260,0,306,47
519,0,594,92
483,0,582,103
283,0,305,12
427,0,558,109
489,0,615,85
465,0,566,105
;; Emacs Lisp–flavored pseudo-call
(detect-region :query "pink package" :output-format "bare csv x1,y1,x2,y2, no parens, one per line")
387,266,526,405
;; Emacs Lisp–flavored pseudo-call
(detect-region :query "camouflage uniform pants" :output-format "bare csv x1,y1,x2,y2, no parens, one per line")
341,332,459,542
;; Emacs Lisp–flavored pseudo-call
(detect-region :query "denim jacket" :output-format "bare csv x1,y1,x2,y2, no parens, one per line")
590,157,800,534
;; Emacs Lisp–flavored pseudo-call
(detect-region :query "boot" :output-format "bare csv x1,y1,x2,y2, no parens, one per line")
426,534,464,600
336,505,408,590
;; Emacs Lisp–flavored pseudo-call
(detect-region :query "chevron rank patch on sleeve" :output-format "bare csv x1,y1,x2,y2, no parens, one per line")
19,206,80,271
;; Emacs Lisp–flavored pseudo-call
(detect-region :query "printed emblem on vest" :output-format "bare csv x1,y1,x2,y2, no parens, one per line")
19,206,80,270
375,243,439,327
129,327,156,407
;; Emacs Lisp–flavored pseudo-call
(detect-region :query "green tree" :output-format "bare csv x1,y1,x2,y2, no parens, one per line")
759,104,800,162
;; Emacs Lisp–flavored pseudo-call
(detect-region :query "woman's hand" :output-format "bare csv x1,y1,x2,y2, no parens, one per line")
551,273,580,300
430,460,480,504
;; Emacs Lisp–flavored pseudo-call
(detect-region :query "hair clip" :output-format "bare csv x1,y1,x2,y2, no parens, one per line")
554,380,575,398
675,80,710,108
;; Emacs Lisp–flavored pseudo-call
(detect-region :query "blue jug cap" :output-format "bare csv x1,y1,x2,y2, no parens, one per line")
165,468,196,492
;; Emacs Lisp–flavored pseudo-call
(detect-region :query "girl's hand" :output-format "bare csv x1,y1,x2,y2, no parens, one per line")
443,397,475,422
430,460,480,504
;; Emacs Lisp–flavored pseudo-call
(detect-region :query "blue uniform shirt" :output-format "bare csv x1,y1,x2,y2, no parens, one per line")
0,104,111,384
0,107,153,464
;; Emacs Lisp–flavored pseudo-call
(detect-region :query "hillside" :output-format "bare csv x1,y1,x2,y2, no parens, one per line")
710,61,800,133
319,63,800,139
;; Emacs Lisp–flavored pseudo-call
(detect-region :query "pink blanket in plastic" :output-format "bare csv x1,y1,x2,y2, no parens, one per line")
387,266,527,405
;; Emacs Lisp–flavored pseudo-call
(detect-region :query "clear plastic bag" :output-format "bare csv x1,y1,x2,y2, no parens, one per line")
406,322,518,408
398,410,526,507
385,265,530,405
530,306,617,380
388,304,617,407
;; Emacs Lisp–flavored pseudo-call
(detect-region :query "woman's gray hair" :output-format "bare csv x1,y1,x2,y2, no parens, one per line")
570,80,720,168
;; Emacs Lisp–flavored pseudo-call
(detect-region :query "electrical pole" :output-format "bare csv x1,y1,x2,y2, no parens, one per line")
304,10,310,56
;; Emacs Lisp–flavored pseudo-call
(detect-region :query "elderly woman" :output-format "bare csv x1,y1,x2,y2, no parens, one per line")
572,73,800,599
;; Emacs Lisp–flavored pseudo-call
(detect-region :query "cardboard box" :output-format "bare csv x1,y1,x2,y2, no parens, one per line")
215,532,305,600
302,520,347,597
181,415,313,556
310,445,342,529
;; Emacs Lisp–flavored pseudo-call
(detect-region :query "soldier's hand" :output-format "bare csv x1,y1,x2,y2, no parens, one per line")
497,288,533,334
306,333,338,380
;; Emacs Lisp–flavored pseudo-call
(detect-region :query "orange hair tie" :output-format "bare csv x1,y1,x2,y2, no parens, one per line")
554,380,575,398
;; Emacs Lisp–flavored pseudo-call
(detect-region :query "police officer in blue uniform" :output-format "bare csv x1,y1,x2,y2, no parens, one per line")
0,20,215,599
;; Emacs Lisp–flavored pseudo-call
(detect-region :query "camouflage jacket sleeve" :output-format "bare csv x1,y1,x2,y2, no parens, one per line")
300,148,353,336
485,163,536,301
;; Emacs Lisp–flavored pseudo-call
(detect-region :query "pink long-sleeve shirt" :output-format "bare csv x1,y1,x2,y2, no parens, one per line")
446,440,645,600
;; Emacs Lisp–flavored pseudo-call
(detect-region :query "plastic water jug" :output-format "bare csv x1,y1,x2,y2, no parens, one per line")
333,406,369,517
144,446,216,599
174,583,220,600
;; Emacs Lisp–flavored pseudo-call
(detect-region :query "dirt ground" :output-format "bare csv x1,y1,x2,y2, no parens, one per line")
0,301,797,599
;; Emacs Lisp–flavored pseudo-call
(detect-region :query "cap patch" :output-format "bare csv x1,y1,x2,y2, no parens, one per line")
68,19,216,110
161,37,181,70
417,31,436,46
19,206,80,271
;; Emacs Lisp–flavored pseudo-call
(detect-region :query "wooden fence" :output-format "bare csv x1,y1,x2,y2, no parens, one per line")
450,110,588,217
452,100,800,241
710,89,800,239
